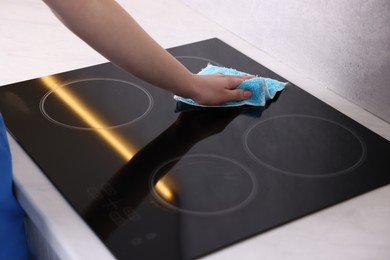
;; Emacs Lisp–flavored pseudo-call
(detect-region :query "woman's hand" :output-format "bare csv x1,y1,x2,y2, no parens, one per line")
187,73,254,106
42,0,253,107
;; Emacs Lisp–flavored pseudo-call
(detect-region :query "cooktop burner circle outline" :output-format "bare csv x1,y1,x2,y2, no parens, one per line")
39,78,154,130
149,153,258,216
243,114,367,178
175,55,223,67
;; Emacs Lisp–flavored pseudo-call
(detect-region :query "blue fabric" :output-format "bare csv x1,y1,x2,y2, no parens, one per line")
174,64,287,107
0,113,28,260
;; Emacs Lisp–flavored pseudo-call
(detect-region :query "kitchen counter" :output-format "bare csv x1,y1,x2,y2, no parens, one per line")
1,0,390,259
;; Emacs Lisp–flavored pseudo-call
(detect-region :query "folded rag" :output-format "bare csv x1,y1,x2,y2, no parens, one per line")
174,64,287,107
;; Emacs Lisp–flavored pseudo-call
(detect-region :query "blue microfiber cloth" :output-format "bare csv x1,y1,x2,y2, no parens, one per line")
174,64,287,107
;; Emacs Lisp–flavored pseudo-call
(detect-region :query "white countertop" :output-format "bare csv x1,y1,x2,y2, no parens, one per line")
1,0,390,259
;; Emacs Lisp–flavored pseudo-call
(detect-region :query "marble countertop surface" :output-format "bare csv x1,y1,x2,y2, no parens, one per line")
1,0,389,259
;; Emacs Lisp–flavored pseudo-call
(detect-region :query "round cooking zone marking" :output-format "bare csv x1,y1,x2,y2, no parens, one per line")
40,78,153,130
175,56,223,73
150,154,257,215
244,115,367,177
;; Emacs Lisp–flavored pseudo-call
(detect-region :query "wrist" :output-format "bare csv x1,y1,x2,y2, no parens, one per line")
173,71,199,100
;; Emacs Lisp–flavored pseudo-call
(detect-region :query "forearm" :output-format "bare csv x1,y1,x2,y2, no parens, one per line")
43,0,196,97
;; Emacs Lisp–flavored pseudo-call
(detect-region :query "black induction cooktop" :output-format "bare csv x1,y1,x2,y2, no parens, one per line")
1,38,389,260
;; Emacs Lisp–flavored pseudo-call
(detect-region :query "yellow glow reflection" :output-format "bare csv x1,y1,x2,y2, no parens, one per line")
40,76,135,160
40,76,172,201
155,179,173,201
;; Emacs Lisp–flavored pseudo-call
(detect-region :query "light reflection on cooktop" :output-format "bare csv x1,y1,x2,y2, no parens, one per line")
39,77,153,130
150,154,257,215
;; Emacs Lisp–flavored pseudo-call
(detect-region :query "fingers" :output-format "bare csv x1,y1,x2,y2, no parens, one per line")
224,74,254,101
226,88,252,101
191,73,254,105
224,73,254,90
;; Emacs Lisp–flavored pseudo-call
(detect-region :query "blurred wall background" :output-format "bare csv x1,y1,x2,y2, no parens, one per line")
181,0,390,122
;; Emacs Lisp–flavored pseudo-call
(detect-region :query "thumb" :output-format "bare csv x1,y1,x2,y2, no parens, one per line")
226,88,252,102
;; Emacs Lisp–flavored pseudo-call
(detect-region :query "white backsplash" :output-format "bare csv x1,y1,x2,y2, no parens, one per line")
181,0,390,123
